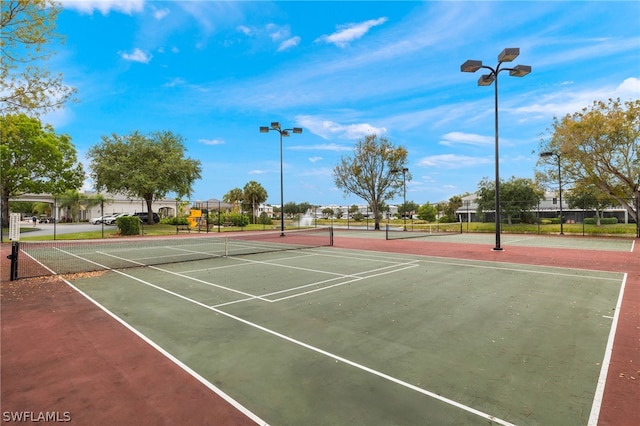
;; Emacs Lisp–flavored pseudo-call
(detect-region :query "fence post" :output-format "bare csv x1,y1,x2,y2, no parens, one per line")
8,241,19,281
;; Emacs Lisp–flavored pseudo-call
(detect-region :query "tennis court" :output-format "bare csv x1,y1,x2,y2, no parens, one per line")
16,230,627,425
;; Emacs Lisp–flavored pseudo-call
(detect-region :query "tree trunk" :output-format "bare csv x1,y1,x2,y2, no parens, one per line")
145,196,155,224
1,192,9,228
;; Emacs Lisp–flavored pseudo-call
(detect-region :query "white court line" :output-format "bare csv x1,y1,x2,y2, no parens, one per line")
270,263,419,302
88,267,516,426
418,258,623,281
98,251,272,303
502,236,537,244
102,248,420,307
588,273,627,426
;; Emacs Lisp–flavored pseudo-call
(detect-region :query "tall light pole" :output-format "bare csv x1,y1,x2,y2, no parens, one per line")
260,122,302,236
540,151,564,235
391,167,409,230
461,48,531,251
636,180,640,239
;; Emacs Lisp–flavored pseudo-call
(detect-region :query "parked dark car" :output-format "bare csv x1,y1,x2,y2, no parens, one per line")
133,212,160,224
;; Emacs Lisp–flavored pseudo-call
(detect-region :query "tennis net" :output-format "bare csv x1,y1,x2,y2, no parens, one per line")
11,227,333,280
385,222,462,240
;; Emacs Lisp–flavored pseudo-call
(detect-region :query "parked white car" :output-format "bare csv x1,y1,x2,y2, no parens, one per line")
103,213,131,225
89,216,106,225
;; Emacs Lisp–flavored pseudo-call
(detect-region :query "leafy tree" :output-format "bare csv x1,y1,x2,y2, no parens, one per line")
88,131,202,224
0,114,84,227
243,180,267,224
565,183,616,226
283,201,299,218
8,201,34,216
1,0,76,115
322,207,334,219
297,202,312,215
398,201,419,219
444,195,463,217
417,202,437,222
477,177,545,225
333,134,409,230
538,98,640,223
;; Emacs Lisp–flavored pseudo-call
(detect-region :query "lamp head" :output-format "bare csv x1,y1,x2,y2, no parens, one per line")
461,60,482,73
292,127,303,134
270,122,281,130
477,74,495,86
498,48,519,62
509,64,531,77
259,126,270,133
540,151,556,158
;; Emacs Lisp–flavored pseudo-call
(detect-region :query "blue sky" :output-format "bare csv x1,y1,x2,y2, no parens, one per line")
48,0,640,206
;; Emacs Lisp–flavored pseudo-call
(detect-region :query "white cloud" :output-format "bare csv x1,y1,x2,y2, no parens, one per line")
237,25,252,36
308,156,323,163
249,169,267,175
295,115,386,140
120,48,152,63
277,36,301,52
417,154,491,169
267,23,289,41
60,0,144,15
289,143,352,152
514,77,640,118
153,8,169,20
316,17,388,48
439,132,493,147
199,138,224,145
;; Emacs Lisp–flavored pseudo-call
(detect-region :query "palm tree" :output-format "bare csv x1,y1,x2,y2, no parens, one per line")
56,190,104,222
223,188,244,212
243,181,268,224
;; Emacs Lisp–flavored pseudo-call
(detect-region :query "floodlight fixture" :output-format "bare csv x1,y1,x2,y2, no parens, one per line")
461,60,483,73
478,74,495,86
260,121,303,236
498,48,519,62
509,65,532,77
460,47,531,250
390,167,409,230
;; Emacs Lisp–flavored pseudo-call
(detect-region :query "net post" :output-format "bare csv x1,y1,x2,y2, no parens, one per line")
8,241,19,281
385,224,390,240
330,226,334,246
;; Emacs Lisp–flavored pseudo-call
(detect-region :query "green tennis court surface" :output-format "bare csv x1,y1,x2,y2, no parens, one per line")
65,245,624,425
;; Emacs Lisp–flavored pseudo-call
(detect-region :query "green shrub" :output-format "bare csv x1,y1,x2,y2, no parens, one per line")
584,217,618,225
259,212,273,225
439,214,457,223
161,217,189,225
116,215,140,235
220,212,250,227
